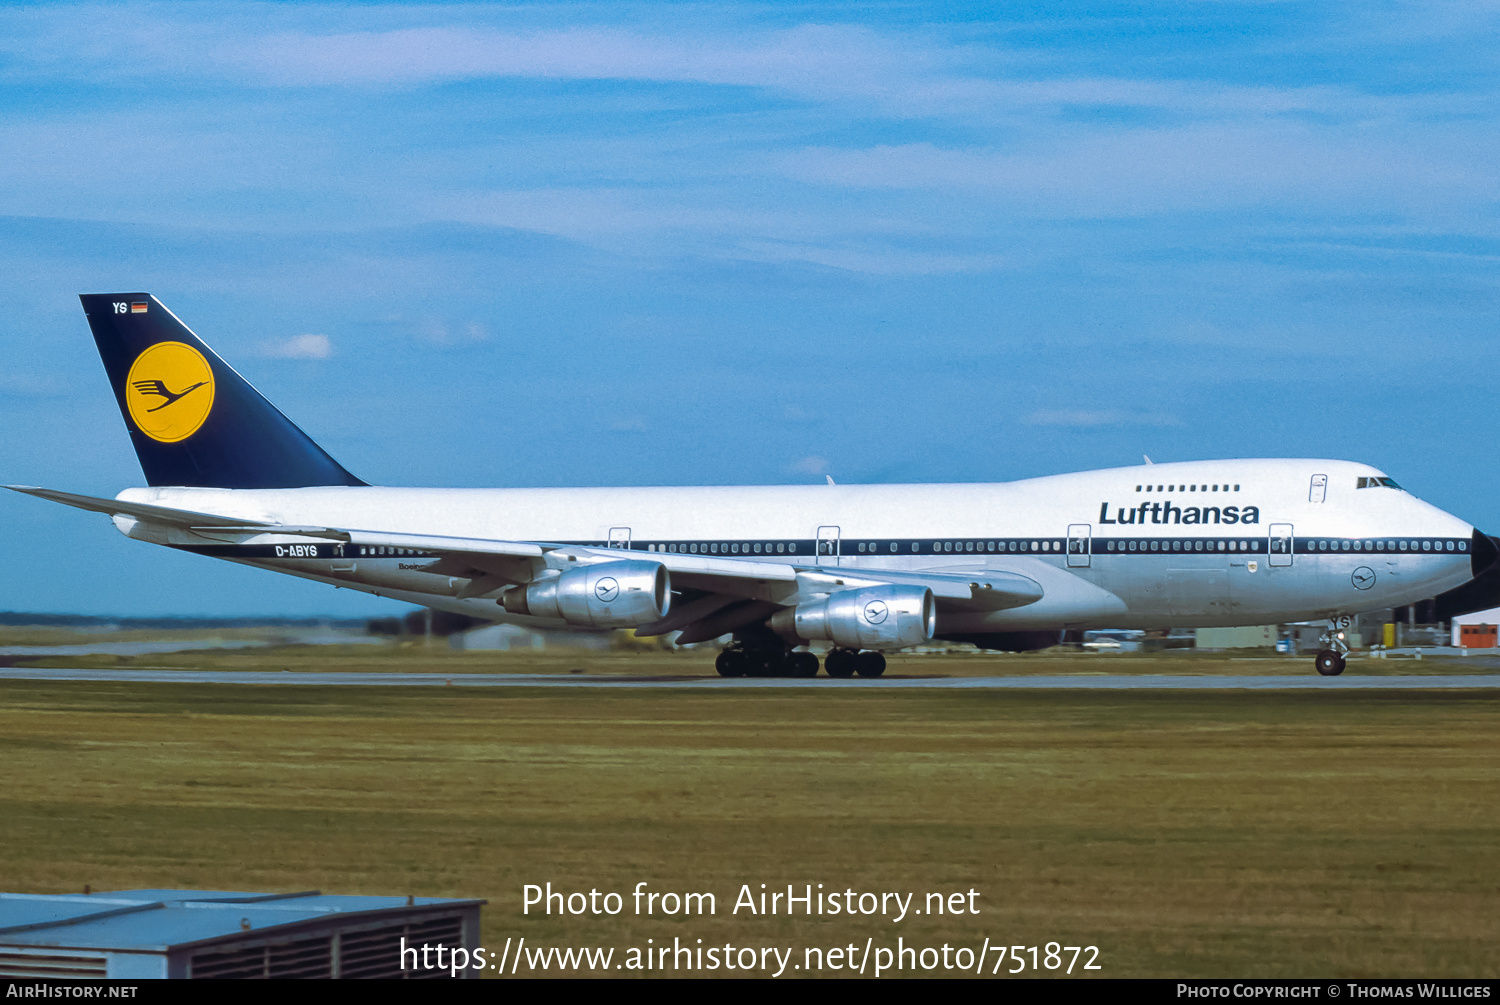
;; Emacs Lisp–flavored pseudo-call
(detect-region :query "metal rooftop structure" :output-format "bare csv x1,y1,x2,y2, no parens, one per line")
0,889,484,979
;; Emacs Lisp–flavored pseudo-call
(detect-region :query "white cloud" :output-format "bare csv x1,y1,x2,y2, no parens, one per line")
232,24,911,98
417,319,490,346
791,455,830,475
258,333,332,359
1026,410,1179,428
733,238,1007,275
780,127,1497,216
0,372,68,396
10,14,1450,124
0,9,1493,250
216,25,1468,125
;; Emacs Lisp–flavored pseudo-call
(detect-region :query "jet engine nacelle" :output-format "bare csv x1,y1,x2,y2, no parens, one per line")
771,584,936,650
501,559,670,628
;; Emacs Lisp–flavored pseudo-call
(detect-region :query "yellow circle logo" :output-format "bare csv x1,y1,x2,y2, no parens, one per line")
125,342,215,443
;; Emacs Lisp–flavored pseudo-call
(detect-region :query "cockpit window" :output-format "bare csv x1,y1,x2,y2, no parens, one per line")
1357,476,1402,490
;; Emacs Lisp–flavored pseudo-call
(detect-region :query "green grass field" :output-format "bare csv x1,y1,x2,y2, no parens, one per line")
1,647,1495,978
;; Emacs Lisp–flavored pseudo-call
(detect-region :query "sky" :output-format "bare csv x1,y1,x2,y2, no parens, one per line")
2,1,1498,617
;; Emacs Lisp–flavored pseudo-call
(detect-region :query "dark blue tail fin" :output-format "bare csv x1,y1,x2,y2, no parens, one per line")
80,293,365,489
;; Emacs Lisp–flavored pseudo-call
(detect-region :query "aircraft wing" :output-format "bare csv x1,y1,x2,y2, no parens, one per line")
555,547,1042,608
7,485,1053,637
786,567,1043,606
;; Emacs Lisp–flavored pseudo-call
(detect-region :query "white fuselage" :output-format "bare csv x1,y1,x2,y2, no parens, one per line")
113,458,1478,635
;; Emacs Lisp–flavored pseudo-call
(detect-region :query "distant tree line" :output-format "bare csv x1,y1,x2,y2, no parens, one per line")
366,609,487,637
0,613,367,628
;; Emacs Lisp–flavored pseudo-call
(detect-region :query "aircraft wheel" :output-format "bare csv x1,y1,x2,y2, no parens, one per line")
1314,649,1346,677
788,651,820,678
745,651,784,677
715,649,749,677
824,648,856,678
854,650,887,678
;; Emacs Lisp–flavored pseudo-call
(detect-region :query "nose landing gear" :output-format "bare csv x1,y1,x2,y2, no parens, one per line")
1313,617,1350,676
1314,649,1346,676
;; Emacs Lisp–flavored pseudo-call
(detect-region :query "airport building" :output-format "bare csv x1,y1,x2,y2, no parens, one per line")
1191,601,1497,654
0,889,483,979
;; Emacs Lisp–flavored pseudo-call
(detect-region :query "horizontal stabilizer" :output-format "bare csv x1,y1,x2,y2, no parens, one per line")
5,485,544,559
5,485,287,529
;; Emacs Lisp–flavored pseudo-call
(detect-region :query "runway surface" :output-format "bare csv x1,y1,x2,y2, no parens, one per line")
3,669,1499,689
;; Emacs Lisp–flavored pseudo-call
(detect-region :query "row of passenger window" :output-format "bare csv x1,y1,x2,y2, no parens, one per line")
360,538,1465,560
644,540,1072,556
650,542,800,555
1137,483,1239,493
1296,538,1465,553
1105,539,1262,553
1096,538,1467,555
912,540,1066,554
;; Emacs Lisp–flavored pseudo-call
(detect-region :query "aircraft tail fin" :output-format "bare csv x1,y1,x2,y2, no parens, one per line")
79,293,365,489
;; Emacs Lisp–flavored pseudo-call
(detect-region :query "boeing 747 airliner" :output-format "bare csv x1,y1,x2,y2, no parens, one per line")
11,294,1500,678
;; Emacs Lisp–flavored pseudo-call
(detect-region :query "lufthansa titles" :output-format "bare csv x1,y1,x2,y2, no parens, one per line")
1099,500,1260,526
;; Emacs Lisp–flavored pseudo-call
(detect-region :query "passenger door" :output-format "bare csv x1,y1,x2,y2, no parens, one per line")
1067,524,1091,568
1269,524,1294,567
817,525,841,566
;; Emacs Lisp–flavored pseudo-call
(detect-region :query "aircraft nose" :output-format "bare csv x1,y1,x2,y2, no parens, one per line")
1433,529,1500,620
1470,528,1500,578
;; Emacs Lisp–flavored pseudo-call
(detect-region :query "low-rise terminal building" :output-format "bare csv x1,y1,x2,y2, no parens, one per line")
0,889,483,979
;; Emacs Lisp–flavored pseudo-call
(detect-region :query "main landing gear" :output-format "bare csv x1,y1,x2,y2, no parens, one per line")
823,647,886,679
714,631,887,679
714,646,818,678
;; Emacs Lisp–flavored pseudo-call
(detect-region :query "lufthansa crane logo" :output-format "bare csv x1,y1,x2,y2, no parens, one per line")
124,342,215,443
594,577,620,603
863,600,889,624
